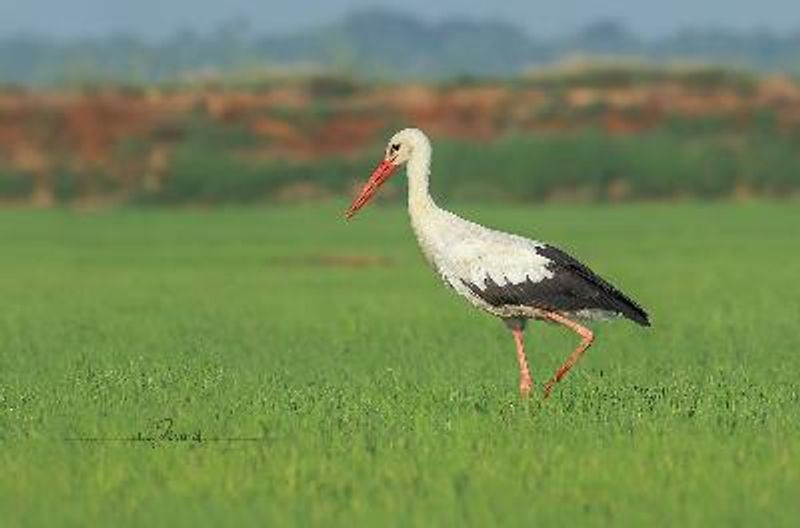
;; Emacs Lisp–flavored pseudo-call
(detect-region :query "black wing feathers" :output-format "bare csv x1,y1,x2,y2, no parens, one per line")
537,245,650,326
462,244,651,326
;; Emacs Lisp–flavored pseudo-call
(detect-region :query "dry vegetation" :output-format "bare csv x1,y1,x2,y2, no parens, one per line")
2,66,800,205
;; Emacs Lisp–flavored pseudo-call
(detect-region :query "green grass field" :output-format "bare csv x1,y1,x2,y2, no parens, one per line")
0,203,798,526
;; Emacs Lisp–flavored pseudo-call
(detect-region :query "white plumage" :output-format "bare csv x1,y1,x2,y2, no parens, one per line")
411,206,555,318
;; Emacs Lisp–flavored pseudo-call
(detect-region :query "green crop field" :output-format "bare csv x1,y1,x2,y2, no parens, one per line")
0,203,798,526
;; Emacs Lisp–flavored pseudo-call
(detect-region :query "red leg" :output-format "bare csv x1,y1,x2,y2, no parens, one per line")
542,312,595,399
511,326,533,398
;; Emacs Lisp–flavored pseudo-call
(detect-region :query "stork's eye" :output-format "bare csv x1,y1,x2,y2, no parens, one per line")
390,143,400,153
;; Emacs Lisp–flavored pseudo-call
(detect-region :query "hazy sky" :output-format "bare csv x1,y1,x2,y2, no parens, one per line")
2,0,799,39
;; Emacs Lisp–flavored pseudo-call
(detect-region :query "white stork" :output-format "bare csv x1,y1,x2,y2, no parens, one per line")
345,128,650,398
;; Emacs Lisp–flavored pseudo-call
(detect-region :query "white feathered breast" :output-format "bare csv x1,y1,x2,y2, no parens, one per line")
411,207,554,315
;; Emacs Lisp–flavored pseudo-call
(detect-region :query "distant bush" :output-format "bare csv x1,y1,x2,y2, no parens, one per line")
524,63,758,93
0,170,32,198
671,67,757,94
134,143,369,205
432,131,799,201
125,129,800,205
306,75,361,98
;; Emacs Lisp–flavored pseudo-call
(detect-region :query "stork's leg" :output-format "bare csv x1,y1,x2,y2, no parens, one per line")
505,318,533,397
541,311,594,399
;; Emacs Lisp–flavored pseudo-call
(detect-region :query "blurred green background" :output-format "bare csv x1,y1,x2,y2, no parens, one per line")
2,6,800,206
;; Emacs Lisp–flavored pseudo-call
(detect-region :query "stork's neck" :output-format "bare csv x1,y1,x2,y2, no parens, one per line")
403,131,466,266
406,139,437,219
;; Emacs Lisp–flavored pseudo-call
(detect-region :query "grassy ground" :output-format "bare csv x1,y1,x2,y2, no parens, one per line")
0,202,798,526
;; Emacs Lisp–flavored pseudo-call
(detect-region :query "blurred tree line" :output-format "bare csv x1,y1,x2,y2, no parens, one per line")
3,9,800,85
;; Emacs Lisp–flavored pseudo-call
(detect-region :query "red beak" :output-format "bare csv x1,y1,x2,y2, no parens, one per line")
344,159,398,219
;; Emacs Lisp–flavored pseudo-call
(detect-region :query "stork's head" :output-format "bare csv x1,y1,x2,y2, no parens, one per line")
345,128,426,219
